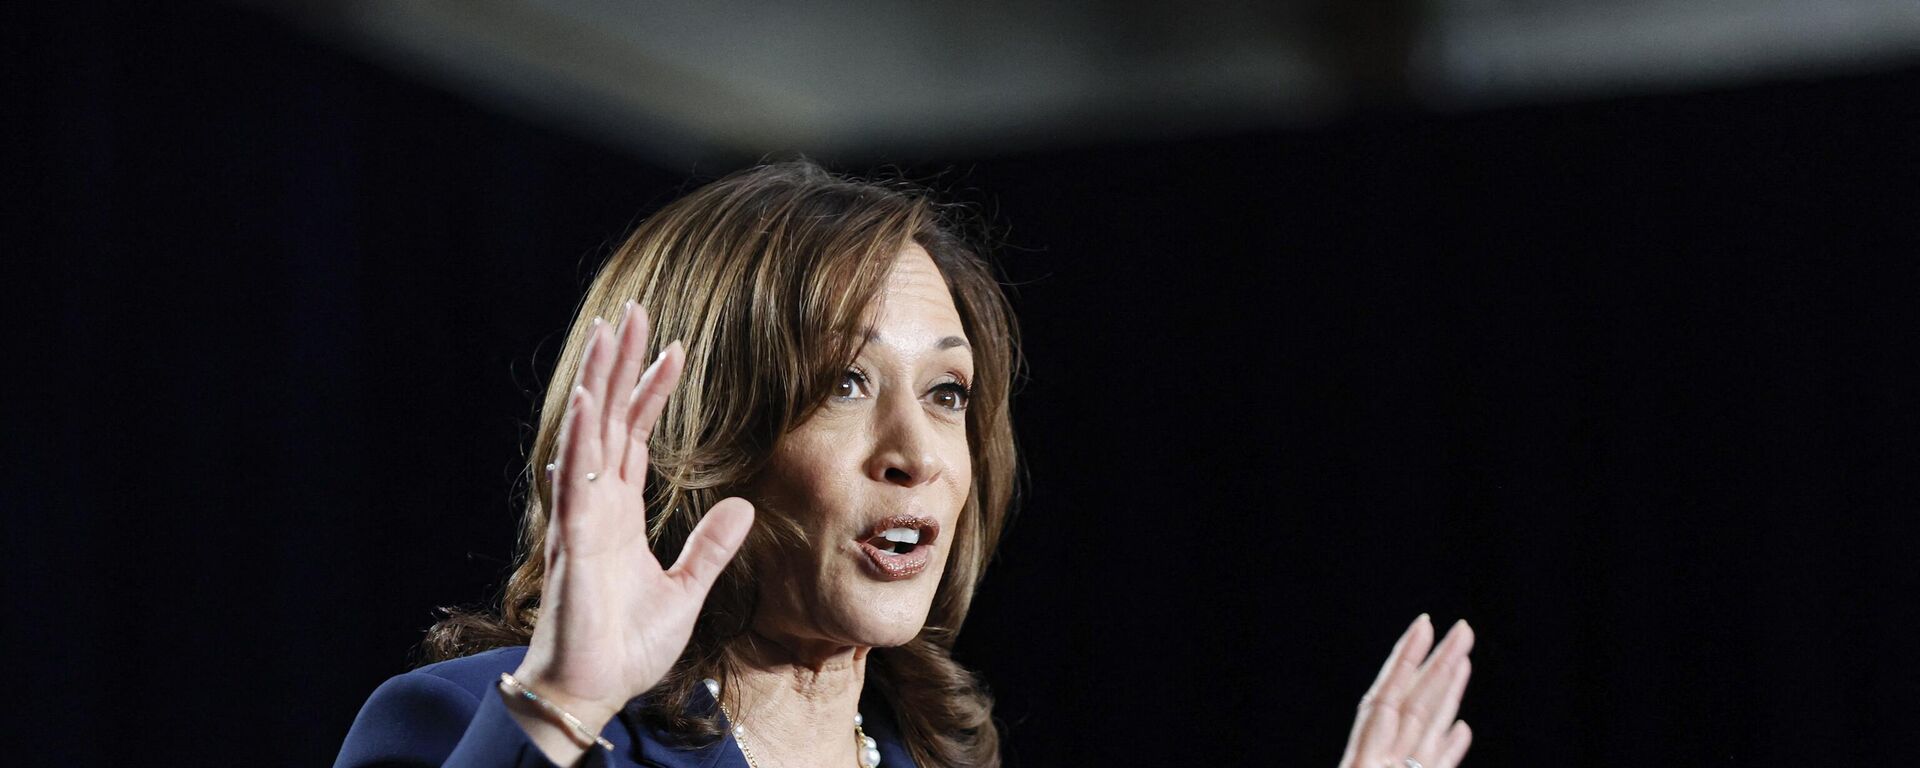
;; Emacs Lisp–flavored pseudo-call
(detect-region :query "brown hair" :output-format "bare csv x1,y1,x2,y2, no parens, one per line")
424,159,1018,767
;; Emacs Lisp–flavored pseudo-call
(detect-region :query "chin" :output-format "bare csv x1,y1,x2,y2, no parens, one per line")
864,614,933,648
760,541,952,651
784,566,936,646
838,584,940,648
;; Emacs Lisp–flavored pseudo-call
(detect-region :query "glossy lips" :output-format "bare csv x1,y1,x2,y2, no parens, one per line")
856,514,940,580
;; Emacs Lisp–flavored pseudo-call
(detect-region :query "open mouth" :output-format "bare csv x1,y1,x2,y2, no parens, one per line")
866,526,924,555
856,515,939,580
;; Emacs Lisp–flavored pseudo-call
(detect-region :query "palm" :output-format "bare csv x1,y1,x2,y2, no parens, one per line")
515,302,755,717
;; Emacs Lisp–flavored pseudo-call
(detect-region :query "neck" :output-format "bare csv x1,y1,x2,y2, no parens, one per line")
725,631,871,768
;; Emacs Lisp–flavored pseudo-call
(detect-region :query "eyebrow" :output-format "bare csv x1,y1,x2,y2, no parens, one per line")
862,329,971,351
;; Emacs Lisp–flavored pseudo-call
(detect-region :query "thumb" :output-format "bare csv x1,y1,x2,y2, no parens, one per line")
667,497,754,594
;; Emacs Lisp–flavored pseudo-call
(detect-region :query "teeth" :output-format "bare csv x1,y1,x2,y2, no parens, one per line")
880,527,920,545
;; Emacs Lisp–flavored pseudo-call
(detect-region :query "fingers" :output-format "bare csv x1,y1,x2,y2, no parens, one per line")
1437,720,1472,768
601,302,651,477
553,315,614,514
1365,614,1435,708
1418,658,1471,758
1432,618,1475,663
1393,620,1475,759
667,497,755,595
1346,615,1433,761
1341,616,1477,768
620,340,684,482
576,316,617,414
550,383,605,542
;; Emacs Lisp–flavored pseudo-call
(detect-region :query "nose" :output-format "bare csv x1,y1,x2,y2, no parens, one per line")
865,392,944,488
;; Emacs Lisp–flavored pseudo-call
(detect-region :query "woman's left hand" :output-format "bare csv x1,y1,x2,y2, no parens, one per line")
1338,614,1475,768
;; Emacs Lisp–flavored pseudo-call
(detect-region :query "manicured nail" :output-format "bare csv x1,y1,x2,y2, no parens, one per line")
592,316,605,326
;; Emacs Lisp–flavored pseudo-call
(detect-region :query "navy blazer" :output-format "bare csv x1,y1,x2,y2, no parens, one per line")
335,646,918,768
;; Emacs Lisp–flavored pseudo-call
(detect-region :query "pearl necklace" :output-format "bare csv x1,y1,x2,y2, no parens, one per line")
704,678,881,768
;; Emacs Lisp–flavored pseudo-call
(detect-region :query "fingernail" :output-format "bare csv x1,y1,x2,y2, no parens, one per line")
592,316,605,326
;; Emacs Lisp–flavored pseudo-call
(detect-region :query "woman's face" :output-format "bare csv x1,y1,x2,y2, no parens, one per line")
749,242,975,653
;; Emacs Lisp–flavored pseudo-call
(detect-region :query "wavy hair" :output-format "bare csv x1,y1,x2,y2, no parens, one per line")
424,159,1018,768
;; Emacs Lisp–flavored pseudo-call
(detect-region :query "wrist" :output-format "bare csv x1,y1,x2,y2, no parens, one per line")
507,662,623,726
498,671,619,751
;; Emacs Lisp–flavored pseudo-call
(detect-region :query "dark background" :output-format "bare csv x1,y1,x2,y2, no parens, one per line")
11,4,1919,766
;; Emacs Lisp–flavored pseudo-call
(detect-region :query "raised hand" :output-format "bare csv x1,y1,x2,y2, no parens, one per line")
506,301,755,759
1339,615,1475,768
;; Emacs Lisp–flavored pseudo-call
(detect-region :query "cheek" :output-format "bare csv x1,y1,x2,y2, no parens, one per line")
943,436,974,507
765,434,866,531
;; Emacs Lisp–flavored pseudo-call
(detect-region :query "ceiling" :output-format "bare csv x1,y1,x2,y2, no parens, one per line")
242,0,1920,165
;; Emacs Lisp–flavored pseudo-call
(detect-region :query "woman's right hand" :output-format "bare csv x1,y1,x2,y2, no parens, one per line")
506,301,755,757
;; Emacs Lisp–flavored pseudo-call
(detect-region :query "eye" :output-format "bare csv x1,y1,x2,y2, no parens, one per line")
834,369,870,401
928,381,971,412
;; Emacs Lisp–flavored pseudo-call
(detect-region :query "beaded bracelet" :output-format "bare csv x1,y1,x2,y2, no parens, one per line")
497,673,616,752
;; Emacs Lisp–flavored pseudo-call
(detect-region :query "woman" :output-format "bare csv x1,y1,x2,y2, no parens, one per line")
335,160,1475,768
